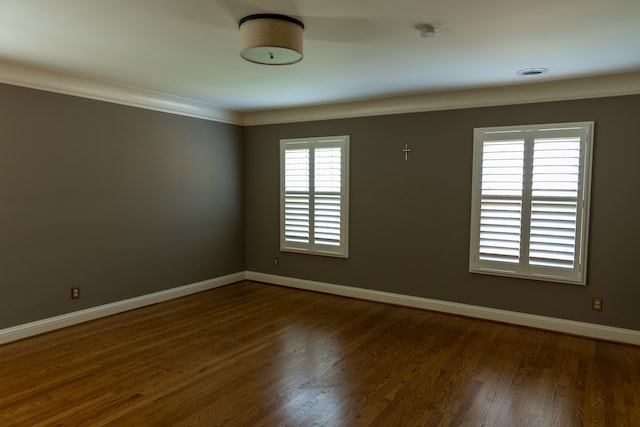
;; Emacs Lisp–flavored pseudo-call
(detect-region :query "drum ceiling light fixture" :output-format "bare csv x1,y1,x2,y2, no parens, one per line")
239,14,305,65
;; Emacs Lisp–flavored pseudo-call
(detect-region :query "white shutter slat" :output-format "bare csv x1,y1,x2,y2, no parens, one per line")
284,148,310,244
284,150,310,193
529,204,578,267
529,137,580,269
478,140,524,264
313,147,342,247
284,193,309,243
314,193,341,246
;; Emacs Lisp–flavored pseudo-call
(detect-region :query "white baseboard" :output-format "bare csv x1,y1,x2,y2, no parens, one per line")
4,271,638,347
0,272,245,345
246,271,640,346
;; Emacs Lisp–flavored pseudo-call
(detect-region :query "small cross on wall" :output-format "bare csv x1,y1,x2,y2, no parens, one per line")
403,144,411,161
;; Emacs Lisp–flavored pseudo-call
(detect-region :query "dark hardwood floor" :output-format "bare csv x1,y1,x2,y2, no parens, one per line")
0,280,638,426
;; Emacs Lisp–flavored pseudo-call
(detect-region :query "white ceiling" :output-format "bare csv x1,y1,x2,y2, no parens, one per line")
1,0,639,113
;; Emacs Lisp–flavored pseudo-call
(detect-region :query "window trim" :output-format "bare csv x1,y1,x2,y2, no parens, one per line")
469,121,594,285
280,135,350,258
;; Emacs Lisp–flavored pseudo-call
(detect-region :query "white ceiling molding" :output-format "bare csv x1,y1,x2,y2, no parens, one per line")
1,58,639,127
242,71,640,126
0,59,242,125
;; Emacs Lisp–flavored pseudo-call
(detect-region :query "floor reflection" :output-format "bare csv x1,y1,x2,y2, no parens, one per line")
275,323,348,425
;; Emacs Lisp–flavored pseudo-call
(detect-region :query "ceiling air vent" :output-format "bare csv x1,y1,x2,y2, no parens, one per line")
517,68,549,76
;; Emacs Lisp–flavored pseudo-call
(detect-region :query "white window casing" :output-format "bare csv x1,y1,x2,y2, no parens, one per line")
280,136,349,258
469,122,594,285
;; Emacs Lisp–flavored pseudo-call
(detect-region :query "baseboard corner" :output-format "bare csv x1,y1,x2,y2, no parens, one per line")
0,272,246,346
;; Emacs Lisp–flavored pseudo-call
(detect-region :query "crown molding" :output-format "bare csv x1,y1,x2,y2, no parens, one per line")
2,58,639,127
242,71,640,126
0,59,242,125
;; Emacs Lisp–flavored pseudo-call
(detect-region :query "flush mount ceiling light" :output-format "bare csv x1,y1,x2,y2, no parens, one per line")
239,14,305,65
517,68,549,76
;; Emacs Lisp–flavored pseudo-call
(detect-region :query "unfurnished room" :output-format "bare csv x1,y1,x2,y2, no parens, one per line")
1,0,639,425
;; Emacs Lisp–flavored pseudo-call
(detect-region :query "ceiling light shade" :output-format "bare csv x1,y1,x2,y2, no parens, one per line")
239,14,304,65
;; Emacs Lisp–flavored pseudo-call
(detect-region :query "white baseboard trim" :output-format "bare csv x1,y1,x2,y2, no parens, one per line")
0,272,245,346
246,271,640,346
4,272,638,347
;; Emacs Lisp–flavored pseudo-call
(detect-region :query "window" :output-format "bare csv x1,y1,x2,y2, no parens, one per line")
280,136,349,257
469,122,594,284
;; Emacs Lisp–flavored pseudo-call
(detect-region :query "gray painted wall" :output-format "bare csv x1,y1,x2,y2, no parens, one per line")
2,81,638,334
245,95,640,331
0,84,245,329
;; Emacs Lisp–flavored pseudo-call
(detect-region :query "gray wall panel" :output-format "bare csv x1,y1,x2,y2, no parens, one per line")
0,84,245,328
245,95,640,331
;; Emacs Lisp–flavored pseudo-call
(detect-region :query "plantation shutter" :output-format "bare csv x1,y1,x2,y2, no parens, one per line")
280,136,349,257
478,139,525,265
283,149,310,243
314,147,343,246
529,135,581,269
470,122,593,285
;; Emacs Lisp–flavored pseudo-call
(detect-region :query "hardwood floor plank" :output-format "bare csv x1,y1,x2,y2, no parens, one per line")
0,281,639,426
